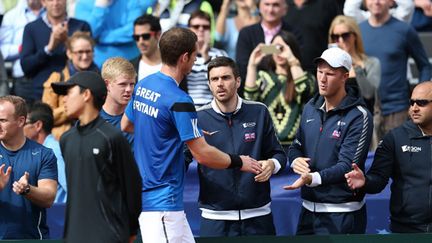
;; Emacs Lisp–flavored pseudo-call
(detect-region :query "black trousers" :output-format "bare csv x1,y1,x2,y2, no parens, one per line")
200,213,276,237
296,205,367,235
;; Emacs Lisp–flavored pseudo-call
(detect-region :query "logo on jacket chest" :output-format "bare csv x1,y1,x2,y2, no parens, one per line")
401,145,422,153
244,132,256,142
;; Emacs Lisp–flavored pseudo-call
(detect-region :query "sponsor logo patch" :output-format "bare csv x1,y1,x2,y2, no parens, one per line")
401,145,421,153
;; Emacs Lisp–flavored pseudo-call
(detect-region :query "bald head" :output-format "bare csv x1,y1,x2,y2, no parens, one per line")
413,81,432,97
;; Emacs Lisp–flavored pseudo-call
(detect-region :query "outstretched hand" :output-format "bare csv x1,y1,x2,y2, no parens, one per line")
240,155,263,175
0,164,12,191
283,173,312,190
345,163,365,190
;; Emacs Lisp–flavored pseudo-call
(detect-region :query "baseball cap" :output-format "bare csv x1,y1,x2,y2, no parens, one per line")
314,47,352,71
51,71,107,101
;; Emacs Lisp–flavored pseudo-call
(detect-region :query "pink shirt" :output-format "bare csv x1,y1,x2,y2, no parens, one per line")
261,22,282,44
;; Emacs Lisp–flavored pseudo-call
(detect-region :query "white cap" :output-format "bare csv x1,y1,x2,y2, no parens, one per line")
314,47,352,71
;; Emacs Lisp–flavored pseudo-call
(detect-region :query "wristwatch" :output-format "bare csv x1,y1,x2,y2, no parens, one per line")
21,185,31,196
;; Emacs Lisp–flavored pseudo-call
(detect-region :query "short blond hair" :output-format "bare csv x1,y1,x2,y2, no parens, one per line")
101,57,137,83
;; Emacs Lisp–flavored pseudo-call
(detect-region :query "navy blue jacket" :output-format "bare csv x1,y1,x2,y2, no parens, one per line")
365,120,432,232
289,86,373,204
196,98,287,210
20,17,91,100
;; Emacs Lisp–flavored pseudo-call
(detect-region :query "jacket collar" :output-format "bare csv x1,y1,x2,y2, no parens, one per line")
211,96,243,116
404,120,431,139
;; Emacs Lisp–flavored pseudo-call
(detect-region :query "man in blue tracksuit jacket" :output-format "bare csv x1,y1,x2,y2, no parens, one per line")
195,57,287,236
346,81,432,233
286,48,373,234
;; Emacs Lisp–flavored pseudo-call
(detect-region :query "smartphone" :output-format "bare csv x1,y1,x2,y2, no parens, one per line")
260,44,281,55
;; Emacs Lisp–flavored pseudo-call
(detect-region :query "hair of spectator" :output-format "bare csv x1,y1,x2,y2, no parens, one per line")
159,27,198,67
27,102,54,134
188,10,211,26
133,14,162,32
207,56,241,80
0,95,27,118
101,57,137,83
65,31,95,51
328,15,366,57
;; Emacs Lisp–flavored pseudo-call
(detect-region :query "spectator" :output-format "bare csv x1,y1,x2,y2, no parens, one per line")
42,31,98,140
356,0,432,141
74,0,156,67
344,0,415,23
23,102,66,203
285,48,373,234
130,14,162,82
236,0,299,96
52,71,142,243
195,56,286,237
20,0,91,104
284,0,341,73
101,57,135,146
121,27,262,243
346,81,432,233
0,52,8,96
411,0,432,32
244,31,316,147
328,15,381,150
155,0,214,32
185,10,227,107
0,0,44,102
215,0,260,59
0,95,57,239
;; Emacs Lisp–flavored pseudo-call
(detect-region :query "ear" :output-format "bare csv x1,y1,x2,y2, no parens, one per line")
82,89,92,103
66,49,73,60
34,120,44,133
17,116,26,127
235,76,241,89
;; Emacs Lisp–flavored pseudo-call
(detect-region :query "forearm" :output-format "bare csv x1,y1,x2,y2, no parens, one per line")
190,143,230,169
25,183,57,208
245,66,258,89
215,1,229,36
289,60,305,80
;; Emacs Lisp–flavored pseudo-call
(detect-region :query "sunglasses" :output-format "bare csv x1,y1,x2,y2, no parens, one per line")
331,32,352,42
132,32,155,41
409,99,432,107
72,49,93,55
189,24,211,30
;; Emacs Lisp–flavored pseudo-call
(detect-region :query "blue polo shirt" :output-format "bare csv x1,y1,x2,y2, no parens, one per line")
125,71,202,211
0,139,57,239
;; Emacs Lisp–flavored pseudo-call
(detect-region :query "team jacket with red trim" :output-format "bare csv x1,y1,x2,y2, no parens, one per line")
289,86,373,204
196,98,287,211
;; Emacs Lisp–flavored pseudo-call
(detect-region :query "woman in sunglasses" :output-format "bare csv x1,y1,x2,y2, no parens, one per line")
328,15,381,113
328,15,381,149
244,31,316,148
42,31,99,140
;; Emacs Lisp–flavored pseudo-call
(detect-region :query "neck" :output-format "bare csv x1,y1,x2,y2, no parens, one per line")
141,50,161,65
216,95,238,113
78,106,99,126
324,91,346,112
261,20,281,29
275,65,288,76
419,125,432,136
36,132,48,145
102,99,126,116
1,133,26,151
293,0,305,7
160,64,184,84
47,14,66,26
368,12,391,27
